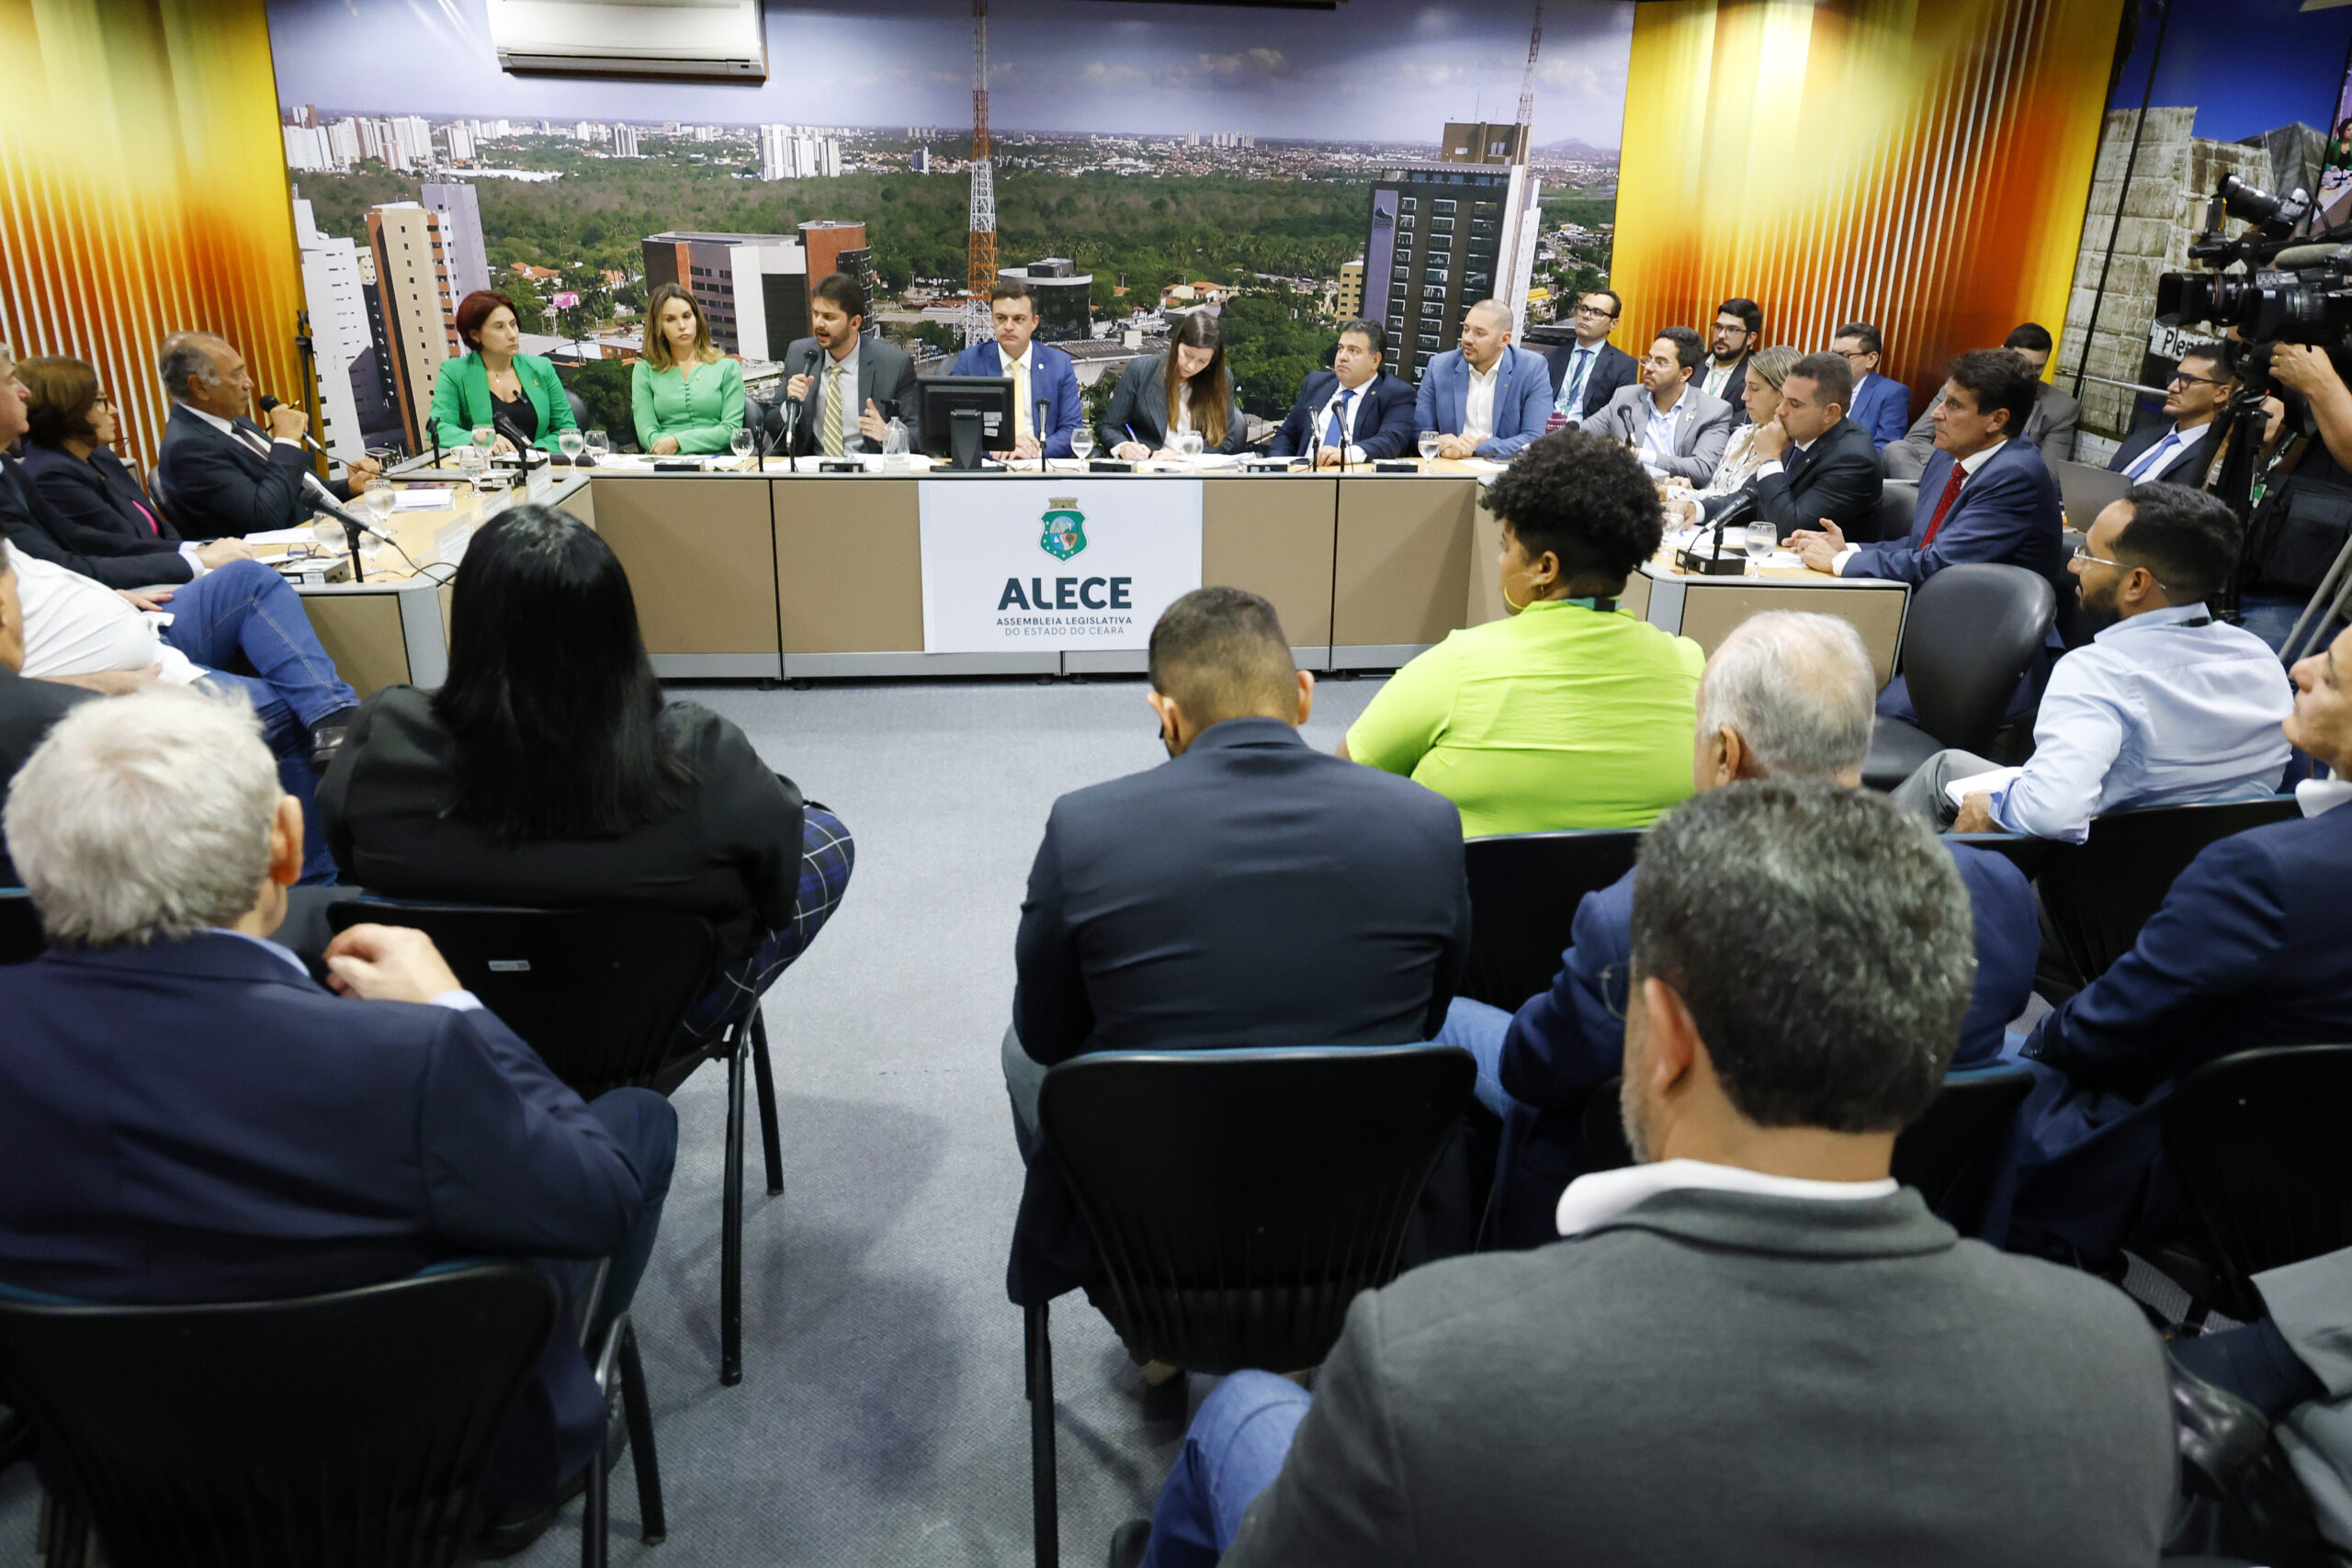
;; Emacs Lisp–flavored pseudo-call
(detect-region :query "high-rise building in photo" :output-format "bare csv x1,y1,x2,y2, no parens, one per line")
444,124,474,164
997,257,1093,343
281,125,335,173
1360,159,1542,382
366,202,459,450
615,123,641,158
389,116,434,171
1337,259,1365,320
759,125,841,181
1441,122,1531,166
798,220,871,324
421,181,491,300
292,198,367,462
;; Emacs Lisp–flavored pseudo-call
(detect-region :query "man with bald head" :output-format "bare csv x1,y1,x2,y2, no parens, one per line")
1414,299,1555,461
153,331,379,540
1435,611,2039,1244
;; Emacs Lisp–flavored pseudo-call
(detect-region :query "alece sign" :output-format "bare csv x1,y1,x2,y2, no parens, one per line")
918,478,1204,652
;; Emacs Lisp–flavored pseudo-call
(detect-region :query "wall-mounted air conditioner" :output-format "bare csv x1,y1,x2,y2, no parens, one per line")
486,0,767,80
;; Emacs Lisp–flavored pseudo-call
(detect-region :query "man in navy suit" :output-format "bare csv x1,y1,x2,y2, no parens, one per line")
1540,290,1640,424
1268,319,1416,464
949,279,1082,459
0,687,678,1549
152,332,379,540
1699,351,1884,540
1414,299,1554,461
2106,343,2234,487
1834,321,1912,450
1791,348,2068,719
1432,612,2038,1246
1001,587,1471,1316
1995,621,2352,1267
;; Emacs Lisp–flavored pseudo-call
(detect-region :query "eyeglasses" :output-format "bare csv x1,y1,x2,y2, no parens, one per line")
1834,348,1874,363
1598,963,1629,1021
2167,370,2228,389
1573,304,1619,320
2071,546,2178,593
1713,321,1748,334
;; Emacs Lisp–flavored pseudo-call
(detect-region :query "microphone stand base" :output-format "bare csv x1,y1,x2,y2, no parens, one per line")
1673,547,1748,576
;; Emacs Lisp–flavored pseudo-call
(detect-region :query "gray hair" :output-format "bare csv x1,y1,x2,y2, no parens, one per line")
1696,612,1875,781
156,332,228,402
1630,781,1973,1133
6,687,281,946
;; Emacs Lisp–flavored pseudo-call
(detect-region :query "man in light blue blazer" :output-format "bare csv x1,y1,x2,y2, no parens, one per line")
1414,299,1554,461
1835,321,1912,449
950,281,1082,459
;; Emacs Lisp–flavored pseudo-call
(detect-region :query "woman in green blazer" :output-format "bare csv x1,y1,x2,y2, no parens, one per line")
431,290,578,455
632,284,745,455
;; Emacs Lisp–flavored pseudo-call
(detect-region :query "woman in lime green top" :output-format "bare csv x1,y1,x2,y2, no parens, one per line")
632,283,744,456
429,289,578,456
1343,429,1702,837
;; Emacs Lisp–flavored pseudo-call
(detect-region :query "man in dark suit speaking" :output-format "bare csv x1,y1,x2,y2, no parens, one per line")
1268,319,1416,465
1116,782,2177,1568
1001,587,1470,1322
152,332,379,540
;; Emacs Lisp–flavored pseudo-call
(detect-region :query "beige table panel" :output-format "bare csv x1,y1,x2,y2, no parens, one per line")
590,477,781,668
301,596,414,699
1334,477,1479,658
1203,478,1336,653
774,478,923,653
1653,576,1908,687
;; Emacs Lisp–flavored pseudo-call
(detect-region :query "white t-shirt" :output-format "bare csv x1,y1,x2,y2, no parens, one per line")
13,555,205,684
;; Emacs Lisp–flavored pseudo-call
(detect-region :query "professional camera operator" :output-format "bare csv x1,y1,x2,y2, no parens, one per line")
2240,337,2352,650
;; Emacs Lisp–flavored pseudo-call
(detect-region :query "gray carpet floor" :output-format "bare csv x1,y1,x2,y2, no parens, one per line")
0,671,1386,1568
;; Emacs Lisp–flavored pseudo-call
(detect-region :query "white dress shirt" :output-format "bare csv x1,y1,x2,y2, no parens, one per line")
184,403,298,456
1639,386,1691,470
1463,358,1501,444
1834,437,2007,575
2120,420,2212,483
1700,357,1741,401
2298,775,2352,818
1316,374,1377,462
1988,603,2294,840
12,553,205,685
1556,1157,1897,1238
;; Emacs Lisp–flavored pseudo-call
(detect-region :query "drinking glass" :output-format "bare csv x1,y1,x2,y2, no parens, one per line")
470,424,496,467
730,428,754,464
455,441,485,483
584,429,610,461
1069,427,1096,463
1176,431,1204,462
559,429,586,465
1746,522,1776,563
1417,430,1441,462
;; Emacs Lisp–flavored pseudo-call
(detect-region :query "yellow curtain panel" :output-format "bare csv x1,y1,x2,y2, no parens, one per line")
1611,0,2125,405
0,0,302,470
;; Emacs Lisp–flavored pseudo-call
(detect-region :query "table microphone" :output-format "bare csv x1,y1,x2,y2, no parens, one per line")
1037,395,1051,472
1675,491,1758,576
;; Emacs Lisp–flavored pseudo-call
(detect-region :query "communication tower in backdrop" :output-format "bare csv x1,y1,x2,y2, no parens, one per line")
966,0,998,344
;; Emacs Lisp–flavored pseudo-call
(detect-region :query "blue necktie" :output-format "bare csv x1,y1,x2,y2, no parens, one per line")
1324,388,1355,451
1557,348,1592,416
2124,428,2182,481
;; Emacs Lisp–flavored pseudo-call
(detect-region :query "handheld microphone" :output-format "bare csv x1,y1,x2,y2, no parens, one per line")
255,395,333,461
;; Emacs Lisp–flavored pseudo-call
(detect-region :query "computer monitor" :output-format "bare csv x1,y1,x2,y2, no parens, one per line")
918,375,1016,468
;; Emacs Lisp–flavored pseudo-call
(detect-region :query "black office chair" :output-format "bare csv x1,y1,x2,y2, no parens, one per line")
1028,1044,1476,1568
0,888,42,964
566,389,591,431
328,900,783,1386
2034,797,2301,990
1861,563,2056,791
0,1262,657,1568
1945,831,2057,881
1874,479,1917,545
2165,1043,2352,1323
1460,829,1644,1010
1579,1065,2031,1235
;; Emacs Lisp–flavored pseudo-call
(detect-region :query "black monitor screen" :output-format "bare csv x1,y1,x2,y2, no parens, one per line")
918,375,1016,459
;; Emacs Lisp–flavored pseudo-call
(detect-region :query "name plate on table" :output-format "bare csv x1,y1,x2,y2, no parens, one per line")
918,478,1203,652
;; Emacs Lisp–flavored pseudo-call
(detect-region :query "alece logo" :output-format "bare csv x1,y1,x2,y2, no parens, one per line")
1039,500,1087,561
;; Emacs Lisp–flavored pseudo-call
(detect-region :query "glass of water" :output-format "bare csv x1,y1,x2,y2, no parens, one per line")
584,429,610,461
1418,430,1441,462
881,418,910,466
1176,430,1204,463
470,423,497,466
1070,426,1095,463
455,440,485,483
1746,521,1777,564
559,428,586,465
730,428,754,464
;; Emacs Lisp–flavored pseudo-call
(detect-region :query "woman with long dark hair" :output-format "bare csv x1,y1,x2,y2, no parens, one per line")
318,504,852,1045
1102,310,1247,459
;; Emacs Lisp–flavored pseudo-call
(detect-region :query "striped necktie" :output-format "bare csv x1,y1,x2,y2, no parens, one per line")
2123,428,2182,481
821,366,844,457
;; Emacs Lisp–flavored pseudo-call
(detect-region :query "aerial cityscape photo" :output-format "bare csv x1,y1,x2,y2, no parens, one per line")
264,0,1633,457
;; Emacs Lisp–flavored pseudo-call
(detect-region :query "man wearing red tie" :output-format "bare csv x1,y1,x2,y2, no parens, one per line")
1791,349,2067,719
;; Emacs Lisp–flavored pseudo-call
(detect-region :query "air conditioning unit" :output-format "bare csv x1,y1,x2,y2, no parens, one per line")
486,0,767,80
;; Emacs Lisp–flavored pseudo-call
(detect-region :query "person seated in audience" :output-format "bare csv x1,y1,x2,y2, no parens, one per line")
0,345,251,589
153,331,379,539
318,504,852,1062
1580,325,1736,484
1692,349,1883,540
1267,318,1416,466
0,688,678,1555
1437,612,2036,1245
429,288,579,457
951,279,1081,460
17,355,254,582
2107,343,2235,486
1114,782,2176,1568
0,536,94,884
632,283,745,457
1412,298,1554,461
1540,289,1638,423
1659,344,1796,523
1342,429,1703,838
1105,311,1250,460
1002,586,1470,1360
1891,483,2290,840
1835,321,1912,449
1993,619,2352,1269
1696,296,1760,407
1883,321,2080,478
1791,347,2068,722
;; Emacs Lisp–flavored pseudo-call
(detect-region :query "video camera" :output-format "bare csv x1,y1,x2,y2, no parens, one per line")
2155,175,2352,345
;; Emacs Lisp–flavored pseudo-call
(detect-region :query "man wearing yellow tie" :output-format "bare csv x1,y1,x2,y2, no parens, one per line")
783,273,922,459
951,280,1083,459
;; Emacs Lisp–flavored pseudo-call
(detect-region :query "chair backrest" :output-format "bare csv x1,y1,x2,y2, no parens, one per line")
1887,1066,2033,1232
1041,1045,1475,1374
326,900,720,1094
1461,829,1643,1010
1875,480,1917,546
2166,1044,2352,1322
2037,797,2302,986
564,389,590,430
0,1263,557,1568
0,889,42,965
1898,564,2057,754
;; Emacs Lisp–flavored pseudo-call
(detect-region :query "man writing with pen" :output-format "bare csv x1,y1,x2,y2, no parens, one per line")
781,273,923,459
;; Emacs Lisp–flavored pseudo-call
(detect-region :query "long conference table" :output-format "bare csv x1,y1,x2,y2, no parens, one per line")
274,457,1914,697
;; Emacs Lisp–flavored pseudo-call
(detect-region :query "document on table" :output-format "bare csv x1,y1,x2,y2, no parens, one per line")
244,526,323,546
1944,767,2022,807
392,489,456,511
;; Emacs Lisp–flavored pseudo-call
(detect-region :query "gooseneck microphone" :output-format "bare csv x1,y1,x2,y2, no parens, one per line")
257,394,382,582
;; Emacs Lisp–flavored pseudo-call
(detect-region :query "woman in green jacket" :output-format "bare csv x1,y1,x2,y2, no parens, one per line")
632,283,744,455
430,289,578,455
